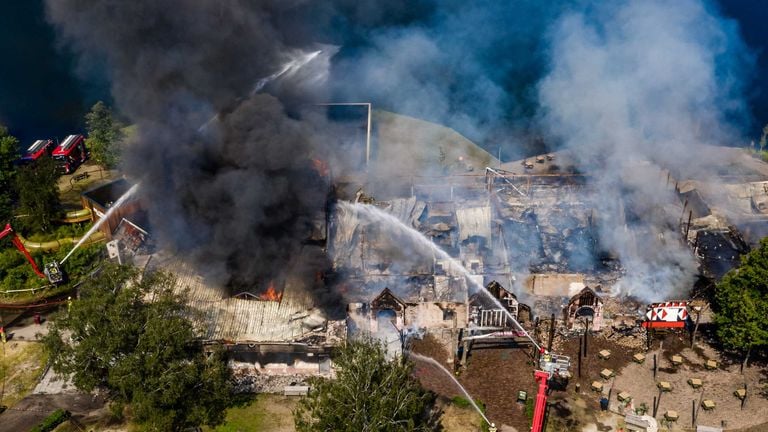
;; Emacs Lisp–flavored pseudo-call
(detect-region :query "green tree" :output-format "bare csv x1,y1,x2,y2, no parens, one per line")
85,101,123,168
0,126,19,223
294,339,435,432
42,264,233,431
15,156,61,233
713,238,768,370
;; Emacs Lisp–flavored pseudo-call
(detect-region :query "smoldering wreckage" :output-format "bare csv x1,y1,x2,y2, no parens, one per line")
94,104,768,394
40,2,767,426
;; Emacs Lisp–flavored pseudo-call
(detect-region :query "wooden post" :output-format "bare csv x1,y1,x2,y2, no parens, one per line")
684,210,693,240
653,354,657,379
742,383,748,410
583,319,589,358
692,399,696,428
646,325,651,350
652,396,657,417
547,314,555,353
691,306,702,347
578,337,582,378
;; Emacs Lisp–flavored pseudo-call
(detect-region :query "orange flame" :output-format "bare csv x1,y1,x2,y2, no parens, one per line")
259,280,283,302
311,158,329,177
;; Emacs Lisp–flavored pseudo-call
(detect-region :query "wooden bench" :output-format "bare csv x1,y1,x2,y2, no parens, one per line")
284,386,310,396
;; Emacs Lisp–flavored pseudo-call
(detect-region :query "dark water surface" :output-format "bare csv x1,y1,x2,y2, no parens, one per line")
0,0,766,150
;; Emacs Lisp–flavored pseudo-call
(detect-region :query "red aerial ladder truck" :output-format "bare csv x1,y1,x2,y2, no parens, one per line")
496,316,570,432
0,223,65,285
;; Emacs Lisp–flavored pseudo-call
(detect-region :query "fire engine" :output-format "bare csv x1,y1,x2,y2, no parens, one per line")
0,223,65,284
52,134,88,174
18,139,55,165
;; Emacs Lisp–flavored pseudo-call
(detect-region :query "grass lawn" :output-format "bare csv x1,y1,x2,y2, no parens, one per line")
0,341,48,407
206,394,298,432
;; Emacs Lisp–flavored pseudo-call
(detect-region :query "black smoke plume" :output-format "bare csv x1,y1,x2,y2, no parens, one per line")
45,1,335,293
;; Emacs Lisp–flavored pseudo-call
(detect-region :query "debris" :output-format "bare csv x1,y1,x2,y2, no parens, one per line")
598,349,611,360
664,410,679,421
688,378,703,388
705,360,719,370
701,399,716,410
657,381,672,392
633,353,646,363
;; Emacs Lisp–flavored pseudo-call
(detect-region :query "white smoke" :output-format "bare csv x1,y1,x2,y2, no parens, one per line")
538,0,753,301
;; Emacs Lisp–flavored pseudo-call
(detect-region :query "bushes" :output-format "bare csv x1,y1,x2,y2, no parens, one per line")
30,409,70,432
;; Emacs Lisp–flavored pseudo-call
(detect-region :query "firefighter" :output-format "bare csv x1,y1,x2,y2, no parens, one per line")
67,296,73,314
488,423,497,432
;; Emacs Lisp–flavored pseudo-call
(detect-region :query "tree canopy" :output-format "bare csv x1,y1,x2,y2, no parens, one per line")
15,156,61,233
42,264,233,431
294,339,435,432
85,101,123,168
714,238,768,364
0,126,19,223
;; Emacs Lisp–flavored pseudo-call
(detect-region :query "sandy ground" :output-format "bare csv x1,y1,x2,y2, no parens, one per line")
0,393,105,432
609,335,768,430
413,330,768,432
0,340,47,408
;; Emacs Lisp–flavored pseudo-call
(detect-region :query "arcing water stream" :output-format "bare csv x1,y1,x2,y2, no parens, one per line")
338,201,543,352
60,183,140,264
408,352,492,427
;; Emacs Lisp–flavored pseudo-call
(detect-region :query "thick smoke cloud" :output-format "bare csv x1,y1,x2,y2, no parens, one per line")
45,1,335,291
45,0,754,304
537,0,753,300
330,0,569,158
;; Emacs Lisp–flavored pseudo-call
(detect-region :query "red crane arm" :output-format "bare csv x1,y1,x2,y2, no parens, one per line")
0,223,46,279
531,370,550,432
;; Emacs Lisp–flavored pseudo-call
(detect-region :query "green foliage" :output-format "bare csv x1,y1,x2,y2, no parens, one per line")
0,126,19,223
30,409,70,432
85,101,123,168
0,247,43,292
42,264,233,431
26,222,91,242
451,396,471,408
16,157,61,233
524,397,535,424
294,339,435,432
714,238,768,355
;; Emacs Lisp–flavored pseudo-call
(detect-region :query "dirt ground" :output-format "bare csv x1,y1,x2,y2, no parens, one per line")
609,334,768,430
412,334,538,431
0,340,47,408
413,330,768,432
0,393,106,432
56,161,117,209
440,402,486,432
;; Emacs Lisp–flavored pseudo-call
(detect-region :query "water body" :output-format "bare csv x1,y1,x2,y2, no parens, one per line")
0,1,107,148
0,1,765,150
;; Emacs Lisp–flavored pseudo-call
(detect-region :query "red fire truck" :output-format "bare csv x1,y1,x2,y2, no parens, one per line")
52,134,88,174
18,139,55,165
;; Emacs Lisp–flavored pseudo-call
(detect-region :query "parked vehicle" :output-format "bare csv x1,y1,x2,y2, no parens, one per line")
17,139,54,165
52,134,88,174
